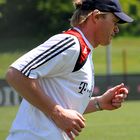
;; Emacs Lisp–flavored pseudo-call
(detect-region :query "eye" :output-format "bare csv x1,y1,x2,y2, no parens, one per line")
113,16,119,25
113,20,118,26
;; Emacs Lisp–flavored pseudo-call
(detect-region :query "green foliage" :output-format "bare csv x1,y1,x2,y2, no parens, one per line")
0,0,73,38
119,0,140,36
36,0,73,35
0,0,139,37
0,0,5,4
0,0,42,37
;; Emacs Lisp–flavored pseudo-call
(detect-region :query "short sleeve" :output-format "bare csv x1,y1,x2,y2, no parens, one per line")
11,34,80,79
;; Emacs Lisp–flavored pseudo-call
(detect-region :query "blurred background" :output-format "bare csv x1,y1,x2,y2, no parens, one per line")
0,0,140,139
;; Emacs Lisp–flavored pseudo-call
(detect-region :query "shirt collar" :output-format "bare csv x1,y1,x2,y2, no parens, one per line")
73,27,93,51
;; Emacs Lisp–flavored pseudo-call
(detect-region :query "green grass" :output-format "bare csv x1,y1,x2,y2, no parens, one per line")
92,37,140,75
0,101,140,140
77,101,140,140
0,37,140,78
0,106,18,139
0,52,23,78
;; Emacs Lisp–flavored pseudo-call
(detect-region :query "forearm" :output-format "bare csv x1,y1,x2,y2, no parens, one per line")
84,83,128,114
84,97,103,114
6,67,59,117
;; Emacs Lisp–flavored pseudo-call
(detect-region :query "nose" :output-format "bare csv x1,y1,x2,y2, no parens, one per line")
114,25,119,34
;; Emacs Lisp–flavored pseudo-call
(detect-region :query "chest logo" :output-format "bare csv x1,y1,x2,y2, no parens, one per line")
78,82,93,97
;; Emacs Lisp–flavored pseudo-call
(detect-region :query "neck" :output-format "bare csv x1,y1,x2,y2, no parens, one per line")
76,24,99,48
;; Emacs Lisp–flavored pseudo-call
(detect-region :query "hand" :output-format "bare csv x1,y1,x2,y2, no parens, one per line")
112,86,128,108
98,83,128,110
51,105,85,140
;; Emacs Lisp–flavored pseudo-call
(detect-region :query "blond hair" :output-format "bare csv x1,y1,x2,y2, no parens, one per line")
70,0,93,27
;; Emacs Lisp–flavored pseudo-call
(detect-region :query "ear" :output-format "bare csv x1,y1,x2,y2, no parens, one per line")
92,9,101,23
92,9,104,22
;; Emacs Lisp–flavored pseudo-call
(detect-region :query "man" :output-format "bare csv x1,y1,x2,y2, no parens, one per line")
6,0,133,140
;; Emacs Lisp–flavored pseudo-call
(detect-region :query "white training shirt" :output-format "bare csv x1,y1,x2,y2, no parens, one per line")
8,28,95,140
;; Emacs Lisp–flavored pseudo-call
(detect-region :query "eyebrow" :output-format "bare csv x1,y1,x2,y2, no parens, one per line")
113,18,119,23
98,11,119,22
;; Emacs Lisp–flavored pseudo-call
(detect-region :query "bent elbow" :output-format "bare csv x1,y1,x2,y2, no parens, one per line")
6,67,17,86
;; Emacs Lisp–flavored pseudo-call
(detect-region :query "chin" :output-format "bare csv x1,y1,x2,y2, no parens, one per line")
103,39,112,46
101,42,111,46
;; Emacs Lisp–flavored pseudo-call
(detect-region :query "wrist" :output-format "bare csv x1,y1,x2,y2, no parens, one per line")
94,97,103,111
50,105,64,120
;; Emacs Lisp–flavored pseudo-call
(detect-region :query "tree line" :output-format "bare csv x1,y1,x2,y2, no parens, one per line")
0,0,139,38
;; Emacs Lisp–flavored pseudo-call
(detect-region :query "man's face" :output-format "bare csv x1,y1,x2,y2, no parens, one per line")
95,12,119,46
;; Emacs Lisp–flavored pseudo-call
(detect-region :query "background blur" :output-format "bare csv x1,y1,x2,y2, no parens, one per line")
1,0,140,101
0,0,140,139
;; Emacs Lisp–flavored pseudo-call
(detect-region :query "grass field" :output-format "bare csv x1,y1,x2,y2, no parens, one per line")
0,101,140,140
92,37,140,74
0,37,140,78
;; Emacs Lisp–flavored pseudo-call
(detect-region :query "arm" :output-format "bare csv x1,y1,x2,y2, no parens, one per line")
6,67,85,139
6,67,57,116
84,83,128,114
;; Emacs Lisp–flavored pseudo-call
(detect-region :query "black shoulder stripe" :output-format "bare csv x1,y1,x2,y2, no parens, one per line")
26,42,76,77
21,37,74,75
21,36,76,76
